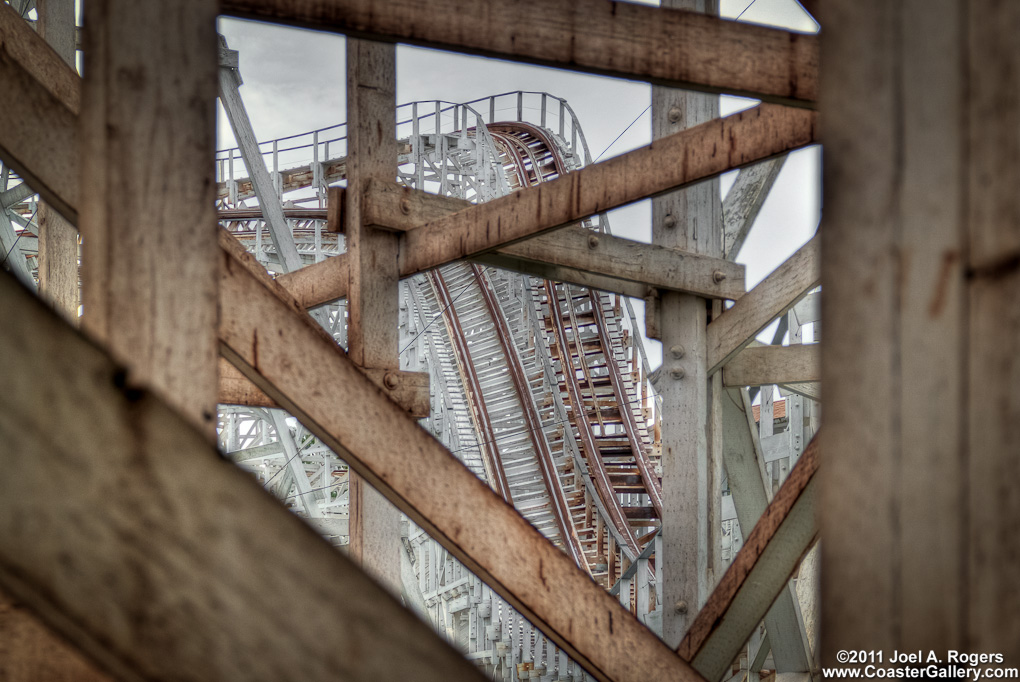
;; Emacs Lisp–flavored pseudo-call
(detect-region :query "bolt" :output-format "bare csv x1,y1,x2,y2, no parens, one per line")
670,367,686,381
675,600,688,614
667,106,683,124
383,372,400,390
399,197,412,215
669,344,685,359
713,270,727,283
664,215,677,229
588,234,600,249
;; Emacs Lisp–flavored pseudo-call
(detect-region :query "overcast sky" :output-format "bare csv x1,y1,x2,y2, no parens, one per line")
215,0,820,365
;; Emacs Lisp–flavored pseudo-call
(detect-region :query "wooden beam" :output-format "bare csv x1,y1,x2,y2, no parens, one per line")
35,0,80,323
79,0,219,436
219,0,819,107
481,225,745,300
279,105,815,309
822,0,1020,666
403,104,816,279
0,586,109,682
722,344,819,387
677,435,819,681
0,1,79,224
0,268,486,682
706,233,820,375
216,232,704,682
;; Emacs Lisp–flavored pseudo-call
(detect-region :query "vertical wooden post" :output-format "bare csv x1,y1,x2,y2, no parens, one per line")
655,0,723,648
822,0,1020,665
79,0,219,438
35,0,78,321
344,38,402,595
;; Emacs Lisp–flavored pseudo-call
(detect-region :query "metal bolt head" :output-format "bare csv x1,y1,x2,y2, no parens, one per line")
588,234,600,249
399,197,412,215
675,600,688,614
669,367,686,380
664,215,677,229
669,344,686,359
667,106,683,124
712,270,727,283
383,372,400,390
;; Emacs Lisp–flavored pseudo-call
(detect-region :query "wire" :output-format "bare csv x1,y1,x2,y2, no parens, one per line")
735,0,759,21
592,105,651,163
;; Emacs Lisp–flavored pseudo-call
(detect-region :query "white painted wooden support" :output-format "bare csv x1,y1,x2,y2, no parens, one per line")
217,35,304,274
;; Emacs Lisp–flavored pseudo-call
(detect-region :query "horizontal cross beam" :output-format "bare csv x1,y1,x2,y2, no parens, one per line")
722,343,820,387
220,0,819,107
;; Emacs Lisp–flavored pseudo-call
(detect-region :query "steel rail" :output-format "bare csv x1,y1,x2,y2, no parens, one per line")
471,265,589,572
429,270,513,504
589,289,664,517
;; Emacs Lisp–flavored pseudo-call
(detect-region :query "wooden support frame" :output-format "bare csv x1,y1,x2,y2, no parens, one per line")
219,0,819,107
706,233,820,375
279,105,814,309
678,435,819,681
722,344,819,388
217,231,702,682
0,268,487,682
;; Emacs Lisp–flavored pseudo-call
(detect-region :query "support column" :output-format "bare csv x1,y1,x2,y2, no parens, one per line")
655,0,723,648
35,0,78,321
344,38,402,595
822,0,1020,666
80,0,219,437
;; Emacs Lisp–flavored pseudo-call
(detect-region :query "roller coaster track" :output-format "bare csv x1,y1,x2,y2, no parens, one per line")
210,91,665,679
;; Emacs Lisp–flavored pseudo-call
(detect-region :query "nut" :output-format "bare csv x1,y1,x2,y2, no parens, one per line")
669,344,686,359
675,600,688,614
588,234,600,249
668,106,683,124
713,270,727,283
383,372,400,390
664,215,677,229
670,367,686,380
399,197,411,215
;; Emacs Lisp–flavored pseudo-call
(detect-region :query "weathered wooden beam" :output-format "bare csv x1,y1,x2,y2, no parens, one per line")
678,435,819,681
403,105,816,279
0,268,486,682
706,233,820,375
217,232,703,682
280,106,815,309
722,157,787,260
722,344,819,387
218,357,278,407
822,0,1020,666
0,586,109,682
0,1,79,224
35,0,80,323
80,0,220,436
219,0,819,107
483,225,745,300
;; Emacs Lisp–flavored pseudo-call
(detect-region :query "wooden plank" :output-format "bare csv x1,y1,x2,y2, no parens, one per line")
722,157,786,259
220,0,819,107
0,2,79,224
678,435,819,681
36,0,79,322
79,0,219,437
965,1,1020,658
218,357,278,407
484,225,745,300
0,587,108,682
722,344,819,387
0,268,486,682
216,232,704,682
706,233,820,375
654,0,723,647
403,104,816,281
343,38,403,595
362,177,471,231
